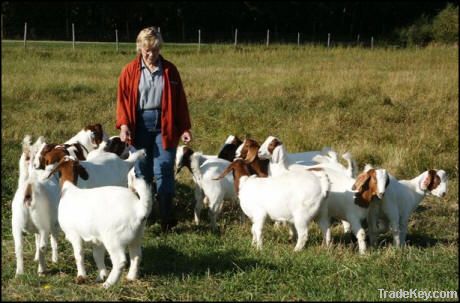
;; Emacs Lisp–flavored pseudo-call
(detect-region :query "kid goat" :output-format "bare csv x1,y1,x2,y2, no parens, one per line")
48,156,153,288
364,168,448,247
214,159,330,251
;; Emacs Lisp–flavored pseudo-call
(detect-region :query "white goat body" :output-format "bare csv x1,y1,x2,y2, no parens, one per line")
367,169,448,247
189,152,238,230
215,159,330,251
12,167,60,276
51,157,152,288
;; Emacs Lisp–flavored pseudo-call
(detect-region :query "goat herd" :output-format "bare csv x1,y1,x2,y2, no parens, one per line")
11,123,448,288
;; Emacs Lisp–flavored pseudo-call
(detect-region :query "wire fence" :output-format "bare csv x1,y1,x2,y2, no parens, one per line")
3,20,399,49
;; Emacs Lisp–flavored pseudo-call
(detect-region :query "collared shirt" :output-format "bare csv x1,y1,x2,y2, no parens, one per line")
138,58,164,110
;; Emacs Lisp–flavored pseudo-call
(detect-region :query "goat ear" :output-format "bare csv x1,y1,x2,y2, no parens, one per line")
244,145,258,163
47,157,67,179
77,165,89,180
420,171,432,190
352,171,371,191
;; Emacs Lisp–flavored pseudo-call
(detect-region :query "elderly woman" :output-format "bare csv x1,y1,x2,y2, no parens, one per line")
116,26,192,232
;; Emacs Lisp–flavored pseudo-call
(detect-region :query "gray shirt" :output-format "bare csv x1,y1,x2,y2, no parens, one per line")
138,58,164,110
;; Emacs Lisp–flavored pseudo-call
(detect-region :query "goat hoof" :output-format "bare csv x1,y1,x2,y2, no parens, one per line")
102,282,112,289
75,276,86,284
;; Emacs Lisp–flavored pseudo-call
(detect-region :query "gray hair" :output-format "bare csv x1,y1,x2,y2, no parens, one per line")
136,26,163,53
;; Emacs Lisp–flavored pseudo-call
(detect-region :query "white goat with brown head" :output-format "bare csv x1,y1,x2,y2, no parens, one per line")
365,168,448,247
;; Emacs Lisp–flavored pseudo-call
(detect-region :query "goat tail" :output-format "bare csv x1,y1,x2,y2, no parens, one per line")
190,152,203,184
342,152,358,178
132,177,153,219
126,148,147,164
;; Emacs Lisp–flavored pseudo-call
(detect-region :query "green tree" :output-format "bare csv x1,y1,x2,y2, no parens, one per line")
432,3,458,43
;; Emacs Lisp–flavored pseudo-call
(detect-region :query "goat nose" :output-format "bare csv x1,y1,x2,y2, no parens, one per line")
441,192,446,198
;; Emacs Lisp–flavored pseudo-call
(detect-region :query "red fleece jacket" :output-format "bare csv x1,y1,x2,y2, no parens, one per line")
116,54,191,149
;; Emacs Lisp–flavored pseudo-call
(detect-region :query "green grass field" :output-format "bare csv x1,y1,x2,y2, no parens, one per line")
1,40,458,301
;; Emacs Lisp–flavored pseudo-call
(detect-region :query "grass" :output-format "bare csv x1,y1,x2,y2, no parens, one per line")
1,40,458,301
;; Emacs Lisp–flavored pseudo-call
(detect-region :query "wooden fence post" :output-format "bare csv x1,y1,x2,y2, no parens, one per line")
371,36,374,49
115,29,119,52
357,34,360,46
72,23,75,50
327,33,331,48
266,29,270,46
198,29,201,52
297,32,300,46
23,22,27,48
234,28,238,46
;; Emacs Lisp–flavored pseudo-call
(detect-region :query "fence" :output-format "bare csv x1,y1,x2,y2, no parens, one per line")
4,21,387,49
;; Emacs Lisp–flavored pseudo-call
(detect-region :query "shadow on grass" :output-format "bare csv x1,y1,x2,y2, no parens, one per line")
141,245,277,278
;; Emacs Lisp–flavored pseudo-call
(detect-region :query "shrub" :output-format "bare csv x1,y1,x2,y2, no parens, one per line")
432,3,459,44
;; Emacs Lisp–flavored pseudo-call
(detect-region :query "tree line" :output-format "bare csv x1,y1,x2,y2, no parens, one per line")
1,1,457,44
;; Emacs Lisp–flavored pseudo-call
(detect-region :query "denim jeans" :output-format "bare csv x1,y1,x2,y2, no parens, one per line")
132,109,176,221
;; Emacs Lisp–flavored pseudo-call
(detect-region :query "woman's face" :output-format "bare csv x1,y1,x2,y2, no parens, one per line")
141,45,160,65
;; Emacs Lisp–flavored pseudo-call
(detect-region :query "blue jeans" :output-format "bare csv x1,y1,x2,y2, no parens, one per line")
132,109,176,221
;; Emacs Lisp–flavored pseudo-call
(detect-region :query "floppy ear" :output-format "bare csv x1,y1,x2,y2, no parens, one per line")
352,171,371,191
271,145,284,163
47,157,67,179
244,145,258,164
77,164,89,180
420,171,432,191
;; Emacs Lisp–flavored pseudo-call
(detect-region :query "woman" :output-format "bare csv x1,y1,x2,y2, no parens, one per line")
116,26,192,232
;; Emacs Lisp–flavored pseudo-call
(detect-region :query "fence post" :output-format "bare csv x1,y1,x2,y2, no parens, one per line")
23,22,27,48
198,29,201,52
297,32,300,46
72,23,75,50
115,29,119,52
371,36,374,49
327,33,331,48
234,28,238,46
266,29,269,46
357,34,360,46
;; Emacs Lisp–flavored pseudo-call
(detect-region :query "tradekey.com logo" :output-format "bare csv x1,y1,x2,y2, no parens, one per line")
378,288,458,301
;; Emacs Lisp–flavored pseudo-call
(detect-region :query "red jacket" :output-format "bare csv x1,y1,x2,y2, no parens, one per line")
116,55,191,149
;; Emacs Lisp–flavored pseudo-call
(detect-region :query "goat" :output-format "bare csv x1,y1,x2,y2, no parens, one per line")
257,136,330,166
234,138,269,177
217,135,243,162
214,159,330,251
365,168,448,247
12,160,60,276
48,156,152,288
175,145,237,230
64,123,108,152
34,142,90,169
315,166,389,254
62,148,145,189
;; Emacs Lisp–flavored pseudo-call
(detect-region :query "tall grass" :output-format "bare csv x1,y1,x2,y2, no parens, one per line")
1,41,458,301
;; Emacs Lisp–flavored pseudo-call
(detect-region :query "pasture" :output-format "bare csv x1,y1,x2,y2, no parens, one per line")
1,40,458,301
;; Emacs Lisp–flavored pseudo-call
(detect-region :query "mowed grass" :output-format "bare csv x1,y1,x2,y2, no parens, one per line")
1,40,458,301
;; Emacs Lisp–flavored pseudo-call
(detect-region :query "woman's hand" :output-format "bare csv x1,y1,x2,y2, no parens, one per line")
181,130,192,145
120,125,132,145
